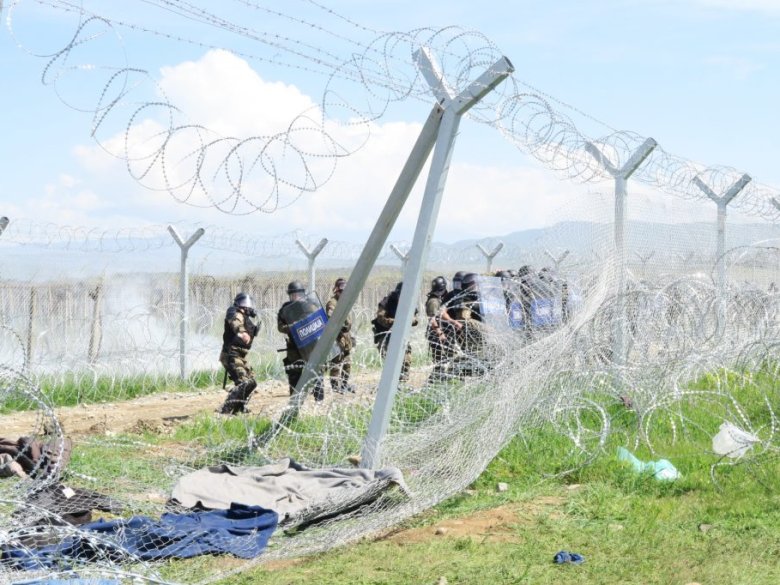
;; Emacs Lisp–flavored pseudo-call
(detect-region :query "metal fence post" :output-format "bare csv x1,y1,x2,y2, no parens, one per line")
296,238,328,293
634,251,655,280
265,51,513,464
26,287,36,369
390,244,410,275
270,104,446,433
0,217,7,288
360,49,514,469
585,138,657,378
87,281,103,365
543,248,570,273
167,225,205,380
692,173,751,326
476,242,504,274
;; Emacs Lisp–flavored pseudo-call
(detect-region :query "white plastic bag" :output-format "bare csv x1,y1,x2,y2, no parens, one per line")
712,422,759,459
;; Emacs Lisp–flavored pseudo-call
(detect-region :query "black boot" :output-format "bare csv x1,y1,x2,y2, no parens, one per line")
313,380,325,402
219,379,257,415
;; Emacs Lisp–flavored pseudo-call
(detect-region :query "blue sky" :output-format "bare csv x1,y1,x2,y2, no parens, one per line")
0,0,779,244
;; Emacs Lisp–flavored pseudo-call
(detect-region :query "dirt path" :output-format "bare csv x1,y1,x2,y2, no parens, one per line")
0,380,292,437
0,366,430,439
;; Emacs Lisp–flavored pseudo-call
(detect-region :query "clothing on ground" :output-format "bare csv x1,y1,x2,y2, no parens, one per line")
170,457,409,526
1,504,278,571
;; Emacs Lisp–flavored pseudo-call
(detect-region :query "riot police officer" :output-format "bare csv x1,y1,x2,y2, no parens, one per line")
425,275,461,381
278,281,325,401
218,292,261,415
325,277,355,394
372,282,418,383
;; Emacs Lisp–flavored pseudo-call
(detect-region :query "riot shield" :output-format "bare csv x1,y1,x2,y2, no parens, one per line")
475,275,511,332
281,292,340,361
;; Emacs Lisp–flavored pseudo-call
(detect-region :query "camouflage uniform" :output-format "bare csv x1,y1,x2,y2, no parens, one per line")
426,290,456,383
425,292,448,364
445,286,486,377
278,300,325,401
219,306,260,414
325,295,354,393
373,289,417,382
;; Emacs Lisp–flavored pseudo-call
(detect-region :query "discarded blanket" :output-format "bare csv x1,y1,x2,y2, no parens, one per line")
1,503,278,571
170,457,409,526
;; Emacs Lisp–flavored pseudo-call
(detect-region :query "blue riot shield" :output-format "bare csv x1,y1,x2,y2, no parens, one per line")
281,293,340,361
475,276,510,332
508,301,525,330
530,298,557,327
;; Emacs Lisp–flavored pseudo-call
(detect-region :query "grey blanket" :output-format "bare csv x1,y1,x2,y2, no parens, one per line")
170,458,408,526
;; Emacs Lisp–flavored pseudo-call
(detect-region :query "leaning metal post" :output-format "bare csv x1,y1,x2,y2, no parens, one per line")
585,138,657,379
477,242,504,274
271,104,445,432
167,225,205,380
692,173,751,329
296,237,328,294
390,244,410,275
361,48,514,469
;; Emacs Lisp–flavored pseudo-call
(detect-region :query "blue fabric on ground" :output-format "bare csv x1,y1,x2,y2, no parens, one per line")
553,550,585,564
2,503,278,571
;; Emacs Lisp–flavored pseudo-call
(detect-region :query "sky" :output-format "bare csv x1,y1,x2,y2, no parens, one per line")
1,0,779,246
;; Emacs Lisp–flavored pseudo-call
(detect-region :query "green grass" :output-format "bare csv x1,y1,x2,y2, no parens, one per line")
27,360,780,584
64,410,780,585
201,364,778,585
214,419,779,585
0,369,220,413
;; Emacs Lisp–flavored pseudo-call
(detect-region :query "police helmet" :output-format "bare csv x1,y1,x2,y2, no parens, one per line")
333,277,347,292
452,271,465,290
431,276,447,293
287,280,306,295
461,272,479,289
234,292,254,309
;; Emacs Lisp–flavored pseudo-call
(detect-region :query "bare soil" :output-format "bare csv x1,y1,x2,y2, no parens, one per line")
0,368,420,437
384,496,567,545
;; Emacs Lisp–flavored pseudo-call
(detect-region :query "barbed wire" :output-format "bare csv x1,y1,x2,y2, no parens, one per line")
1,232,780,582
3,2,780,582
6,2,780,223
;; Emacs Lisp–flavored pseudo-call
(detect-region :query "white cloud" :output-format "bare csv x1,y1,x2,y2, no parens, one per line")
158,49,320,139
